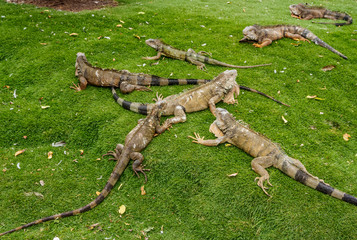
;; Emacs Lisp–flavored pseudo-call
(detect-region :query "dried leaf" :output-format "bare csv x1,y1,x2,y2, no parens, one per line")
40,180,45,186
88,223,100,230
15,149,26,157
40,43,47,45
134,34,141,39
138,12,145,14
69,33,78,36
96,191,101,196
321,65,335,72
120,20,125,23
140,185,146,195
24,192,44,199
17,163,21,169
282,115,288,124
48,151,53,159
2,168,7,173
306,95,325,100
41,105,50,109
23,136,27,139
343,133,351,141
225,143,232,147
118,205,126,215
227,172,238,177
116,24,123,27
80,149,84,155
143,226,154,233
13,89,17,98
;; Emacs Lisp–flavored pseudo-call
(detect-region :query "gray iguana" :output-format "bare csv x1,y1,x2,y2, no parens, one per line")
239,24,348,59
73,52,210,93
189,107,357,205
112,69,289,128
0,103,170,236
142,39,272,70
289,3,353,26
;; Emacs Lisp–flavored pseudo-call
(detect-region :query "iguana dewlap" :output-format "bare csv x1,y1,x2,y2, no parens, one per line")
189,107,357,206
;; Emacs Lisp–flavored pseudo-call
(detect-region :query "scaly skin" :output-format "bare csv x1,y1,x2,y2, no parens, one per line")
0,103,170,236
112,70,289,128
289,3,353,26
73,52,210,93
189,107,357,206
142,39,272,70
239,24,348,59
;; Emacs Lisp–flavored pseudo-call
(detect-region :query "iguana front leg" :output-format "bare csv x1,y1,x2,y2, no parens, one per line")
70,76,88,91
142,51,162,60
253,39,273,48
130,152,150,183
163,105,186,126
120,81,152,94
251,156,274,197
284,32,311,43
188,132,228,146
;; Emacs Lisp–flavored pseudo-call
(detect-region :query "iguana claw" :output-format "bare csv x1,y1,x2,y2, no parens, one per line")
70,82,82,92
253,43,263,48
254,176,273,197
153,92,164,102
133,166,151,183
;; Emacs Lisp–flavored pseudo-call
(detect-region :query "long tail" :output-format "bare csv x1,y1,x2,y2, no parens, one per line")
296,26,348,59
194,54,272,68
0,157,127,236
280,159,357,206
312,11,353,26
239,85,290,107
112,87,153,115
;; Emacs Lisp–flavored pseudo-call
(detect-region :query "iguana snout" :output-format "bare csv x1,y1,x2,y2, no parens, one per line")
289,4,301,16
240,26,258,42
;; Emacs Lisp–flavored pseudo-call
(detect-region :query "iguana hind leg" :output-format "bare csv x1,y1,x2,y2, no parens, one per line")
130,152,150,183
120,81,151,94
186,49,206,70
284,32,311,43
102,144,124,161
251,156,275,197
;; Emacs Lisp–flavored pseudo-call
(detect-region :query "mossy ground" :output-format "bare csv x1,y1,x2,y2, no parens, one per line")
0,0,356,239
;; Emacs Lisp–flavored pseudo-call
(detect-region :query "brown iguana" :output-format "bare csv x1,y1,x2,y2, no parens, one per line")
239,25,348,59
112,69,289,128
189,107,357,205
73,52,210,93
142,39,272,70
0,103,170,236
289,3,353,26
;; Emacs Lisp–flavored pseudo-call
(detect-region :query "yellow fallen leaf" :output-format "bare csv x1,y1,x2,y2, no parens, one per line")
120,20,125,23
134,34,140,39
282,115,288,124
140,185,146,195
225,143,232,147
40,43,47,45
41,105,50,109
306,95,317,99
69,33,78,36
15,149,26,157
116,24,123,27
138,12,145,14
80,150,84,155
343,133,351,141
48,151,53,159
118,205,126,215
96,191,101,196
227,173,238,177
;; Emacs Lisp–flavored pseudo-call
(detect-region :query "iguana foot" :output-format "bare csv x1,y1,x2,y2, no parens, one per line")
133,165,150,183
102,144,123,161
293,37,310,43
254,176,273,197
135,86,152,92
253,43,263,48
153,92,164,102
188,132,205,144
70,82,82,92
198,51,212,57
197,65,207,71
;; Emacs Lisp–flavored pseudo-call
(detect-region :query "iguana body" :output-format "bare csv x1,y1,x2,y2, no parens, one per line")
112,69,289,127
143,39,272,70
289,3,353,26
0,103,169,236
73,52,210,93
189,107,357,205
239,24,348,59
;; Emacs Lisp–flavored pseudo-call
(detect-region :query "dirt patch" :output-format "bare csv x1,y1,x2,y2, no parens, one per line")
6,0,118,12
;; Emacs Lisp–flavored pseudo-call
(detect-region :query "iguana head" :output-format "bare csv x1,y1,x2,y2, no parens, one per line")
209,108,236,136
239,25,259,42
145,39,163,50
215,70,239,105
289,4,304,16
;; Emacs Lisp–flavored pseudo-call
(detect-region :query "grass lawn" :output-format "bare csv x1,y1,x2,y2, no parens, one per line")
0,0,356,239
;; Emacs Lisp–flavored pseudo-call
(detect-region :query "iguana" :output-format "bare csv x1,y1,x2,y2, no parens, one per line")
239,25,348,59
73,52,210,93
112,69,289,128
0,103,170,236
289,3,353,26
142,39,272,70
189,107,357,205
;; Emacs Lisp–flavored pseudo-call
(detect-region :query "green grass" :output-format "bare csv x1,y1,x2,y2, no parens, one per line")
0,0,356,239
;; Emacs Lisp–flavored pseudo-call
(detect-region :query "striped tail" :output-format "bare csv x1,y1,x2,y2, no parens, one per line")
280,159,357,206
0,156,129,236
313,11,353,26
298,27,348,59
239,85,290,107
112,87,153,115
149,77,210,86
